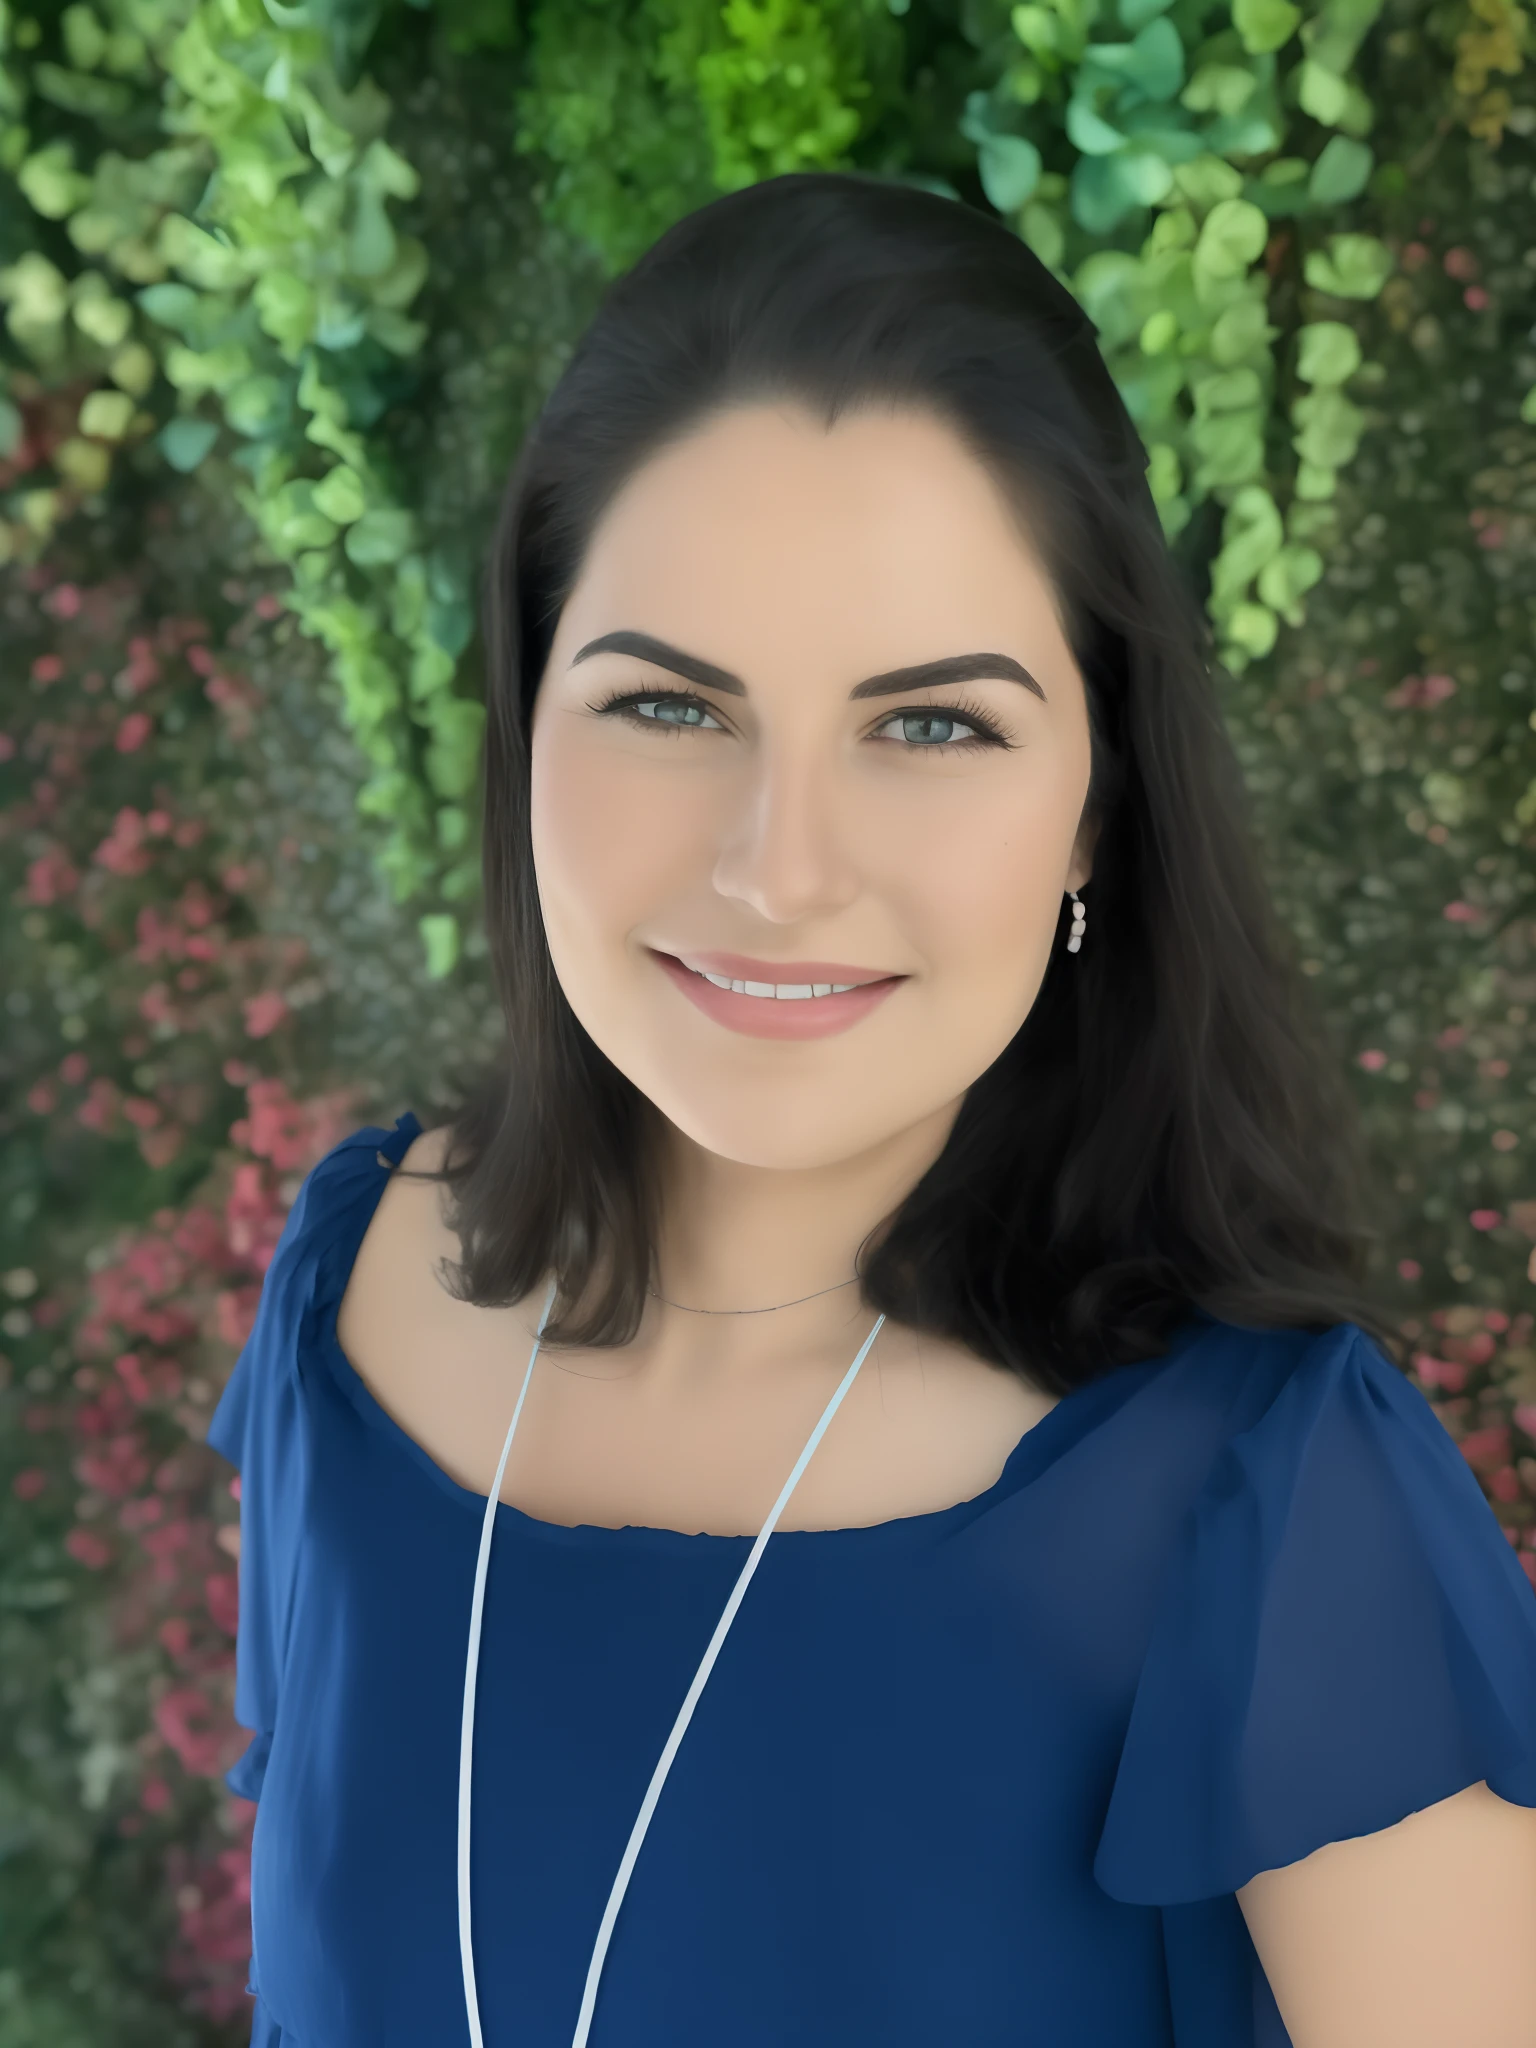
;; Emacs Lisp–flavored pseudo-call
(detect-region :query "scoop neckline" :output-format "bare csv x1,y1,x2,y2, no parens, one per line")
310,1110,1186,1555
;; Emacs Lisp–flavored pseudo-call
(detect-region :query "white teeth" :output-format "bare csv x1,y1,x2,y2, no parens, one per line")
691,968,866,999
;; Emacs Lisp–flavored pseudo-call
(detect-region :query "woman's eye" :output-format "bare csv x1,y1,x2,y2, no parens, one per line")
871,709,994,750
603,694,726,733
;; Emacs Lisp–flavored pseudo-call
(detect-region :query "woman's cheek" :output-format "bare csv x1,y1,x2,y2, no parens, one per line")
534,738,674,946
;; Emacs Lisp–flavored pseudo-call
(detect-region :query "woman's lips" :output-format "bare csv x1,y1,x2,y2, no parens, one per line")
649,949,905,1040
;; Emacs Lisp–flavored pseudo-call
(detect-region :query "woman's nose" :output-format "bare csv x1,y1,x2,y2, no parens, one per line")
709,746,864,928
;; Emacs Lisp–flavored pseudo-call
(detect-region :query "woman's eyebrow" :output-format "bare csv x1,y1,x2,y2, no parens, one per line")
570,629,1047,702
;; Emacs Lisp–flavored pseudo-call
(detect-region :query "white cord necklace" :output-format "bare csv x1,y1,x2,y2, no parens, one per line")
457,1274,887,2048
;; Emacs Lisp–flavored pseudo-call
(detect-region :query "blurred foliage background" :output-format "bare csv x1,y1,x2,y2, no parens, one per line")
1,0,1534,2036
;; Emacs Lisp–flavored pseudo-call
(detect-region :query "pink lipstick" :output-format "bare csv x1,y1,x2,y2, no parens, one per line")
649,949,906,1041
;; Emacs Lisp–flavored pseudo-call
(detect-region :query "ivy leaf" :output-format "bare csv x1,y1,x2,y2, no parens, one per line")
1291,385,1365,467
1256,541,1324,624
1193,196,1269,279
1308,134,1372,205
1119,0,1178,30
17,141,95,219
1202,104,1283,158
29,62,133,120
1066,96,1128,156
345,507,416,565
157,416,220,472
979,133,1042,211
1117,106,1207,162
1209,295,1277,364
418,913,461,981
1187,406,1267,487
134,282,203,340
224,374,292,439
312,464,368,524
1224,600,1278,657
1294,319,1361,385
1303,232,1393,300
1211,483,1284,597
1232,0,1302,55
1071,148,1174,232
1296,58,1349,127
1082,19,1185,104
1071,250,1144,337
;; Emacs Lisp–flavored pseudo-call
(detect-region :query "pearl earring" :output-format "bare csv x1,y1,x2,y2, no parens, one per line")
1066,888,1086,954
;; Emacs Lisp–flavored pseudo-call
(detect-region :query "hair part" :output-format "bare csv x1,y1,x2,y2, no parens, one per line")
397,169,1401,1396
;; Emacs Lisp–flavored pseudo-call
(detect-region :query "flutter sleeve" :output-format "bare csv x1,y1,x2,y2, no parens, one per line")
204,1143,349,1801
1093,1320,1536,1905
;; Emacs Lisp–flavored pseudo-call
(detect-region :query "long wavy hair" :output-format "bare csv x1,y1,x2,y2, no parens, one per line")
396,168,1401,1395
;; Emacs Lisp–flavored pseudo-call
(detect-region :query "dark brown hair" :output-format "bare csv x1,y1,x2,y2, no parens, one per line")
398,168,1401,1396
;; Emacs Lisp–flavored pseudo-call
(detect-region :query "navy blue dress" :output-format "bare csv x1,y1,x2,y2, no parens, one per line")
207,1112,1536,2048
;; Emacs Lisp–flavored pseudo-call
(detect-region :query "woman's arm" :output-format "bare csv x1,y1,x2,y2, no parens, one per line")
1237,1780,1536,2048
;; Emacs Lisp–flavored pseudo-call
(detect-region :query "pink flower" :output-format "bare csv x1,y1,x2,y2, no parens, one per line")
242,991,290,1039
60,1052,90,1084
154,1685,226,1775
1397,1258,1421,1281
216,1284,263,1351
31,652,65,681
206,1572,239,1637
1470,1209,1502,1231
1383,672,1457,709
1413,1354,1468,1392
1356,1048,1388,1071
115,711,153,753
139,1126,184,1171
93,807,152,876
1442,245,1479,281
24,847,81,904
12,1468,48,1501
65,1527,114,1569
74,1431,151,1498
1463,286,1489,311
76,1078,122,1132
1458,1424,1511,1467
1513,1403,1536,1443
140,1777,173,1814
27,1079,59,1115
1443,901,1482,924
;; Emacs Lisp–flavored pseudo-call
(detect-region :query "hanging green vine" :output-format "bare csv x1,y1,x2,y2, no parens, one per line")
0,0,479,978
953,0,1398,680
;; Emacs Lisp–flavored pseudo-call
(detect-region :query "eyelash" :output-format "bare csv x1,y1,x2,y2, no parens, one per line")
584,687,1013,753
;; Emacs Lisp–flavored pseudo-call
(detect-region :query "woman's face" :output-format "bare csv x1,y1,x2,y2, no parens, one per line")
529,399,1097,1171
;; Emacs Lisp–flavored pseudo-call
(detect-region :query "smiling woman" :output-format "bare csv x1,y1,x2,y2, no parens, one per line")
206,170,1536,2048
